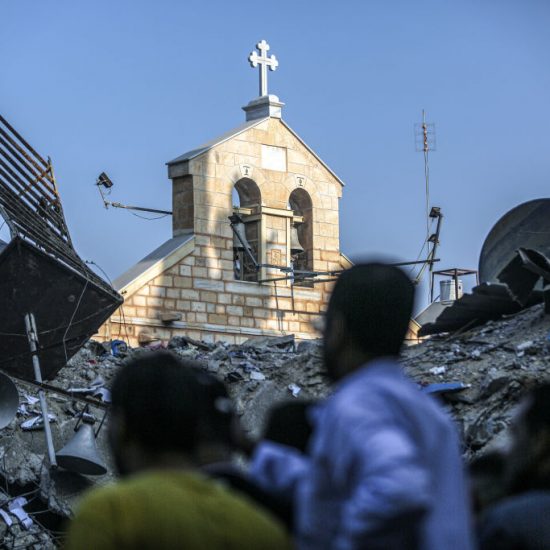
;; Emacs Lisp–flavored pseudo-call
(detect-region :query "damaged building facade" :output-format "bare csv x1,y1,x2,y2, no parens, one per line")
98,42,350,346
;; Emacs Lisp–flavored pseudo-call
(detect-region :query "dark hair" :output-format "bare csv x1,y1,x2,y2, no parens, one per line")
524,382,550,435
469,451,506,477
326,262,414,356
110,350,229,455
264,401,315,454
194,370,234,446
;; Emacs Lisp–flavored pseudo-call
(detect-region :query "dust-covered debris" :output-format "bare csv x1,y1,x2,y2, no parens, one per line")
1,304,549,546
402,303,550,459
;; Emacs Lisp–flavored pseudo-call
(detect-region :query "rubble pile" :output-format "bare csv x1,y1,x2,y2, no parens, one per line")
402,303,550,458
167,334,330,437
0,304,549,546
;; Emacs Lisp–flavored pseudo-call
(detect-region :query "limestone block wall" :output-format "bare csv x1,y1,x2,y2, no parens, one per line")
168,117,343,277
97,116,347,346
100,239,347,346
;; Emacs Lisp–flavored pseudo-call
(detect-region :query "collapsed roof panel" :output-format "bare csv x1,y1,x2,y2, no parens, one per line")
479,199,550,284
0,115,122,381
1,114,82,276
418,283,523,336
420,248,548,337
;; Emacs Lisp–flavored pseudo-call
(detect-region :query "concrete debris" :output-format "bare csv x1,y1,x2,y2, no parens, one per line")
21,414,57,431
1,303,549,546
8,497,33,529
288,383,302,397
403,303,550,459
429,366,446,375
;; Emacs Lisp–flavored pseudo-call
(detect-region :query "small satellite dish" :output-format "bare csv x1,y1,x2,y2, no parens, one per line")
479,199,550,284
0,371,19,429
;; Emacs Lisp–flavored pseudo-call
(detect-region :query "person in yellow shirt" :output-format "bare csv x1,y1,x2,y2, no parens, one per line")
65,351,290,550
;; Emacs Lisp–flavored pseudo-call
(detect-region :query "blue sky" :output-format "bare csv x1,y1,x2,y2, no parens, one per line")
1,0,549,310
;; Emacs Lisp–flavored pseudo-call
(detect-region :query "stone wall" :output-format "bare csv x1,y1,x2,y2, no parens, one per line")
97,116,347,346
99,241,345,346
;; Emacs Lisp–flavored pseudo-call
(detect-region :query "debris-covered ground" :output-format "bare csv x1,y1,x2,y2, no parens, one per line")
403,303,550,459
1,305,549,546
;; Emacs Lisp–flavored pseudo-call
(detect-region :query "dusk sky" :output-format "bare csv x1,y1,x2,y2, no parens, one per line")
2,0,549,311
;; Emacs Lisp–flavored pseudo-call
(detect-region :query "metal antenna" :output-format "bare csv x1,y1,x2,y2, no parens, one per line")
415,110,438,301
415,110,436,239
422,110,430,238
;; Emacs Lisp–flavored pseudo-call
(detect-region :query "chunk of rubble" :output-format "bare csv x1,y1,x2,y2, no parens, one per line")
2,307,550,546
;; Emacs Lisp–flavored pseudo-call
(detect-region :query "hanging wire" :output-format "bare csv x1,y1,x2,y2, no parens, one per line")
86,259,131,343
129,210,170,221
62,272,91,365
409,232,430,278
0,302,118,339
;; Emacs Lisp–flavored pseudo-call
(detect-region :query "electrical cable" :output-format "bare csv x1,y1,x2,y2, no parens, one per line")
0,303,117,340
129,210,169,221
0,332,92,368
61,271,89,365
86,259,130,342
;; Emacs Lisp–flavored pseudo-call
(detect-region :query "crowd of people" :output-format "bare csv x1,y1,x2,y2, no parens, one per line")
65,263,550,549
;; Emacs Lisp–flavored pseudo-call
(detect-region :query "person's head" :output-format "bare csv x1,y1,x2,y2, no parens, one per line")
263,401,315,454
108,350,233,476
193,369,236,458
323,262,414,381
506,382,550,493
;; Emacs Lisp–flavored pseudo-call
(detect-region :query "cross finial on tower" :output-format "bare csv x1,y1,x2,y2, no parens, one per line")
248,40,278,97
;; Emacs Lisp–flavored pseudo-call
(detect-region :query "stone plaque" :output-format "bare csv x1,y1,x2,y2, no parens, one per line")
261,145,287,172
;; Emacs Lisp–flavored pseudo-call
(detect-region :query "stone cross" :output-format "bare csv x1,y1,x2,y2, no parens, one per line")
248,40,278,97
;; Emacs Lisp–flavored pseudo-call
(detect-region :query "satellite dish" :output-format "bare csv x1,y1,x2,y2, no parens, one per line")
0,371,19,429
479,199,550,283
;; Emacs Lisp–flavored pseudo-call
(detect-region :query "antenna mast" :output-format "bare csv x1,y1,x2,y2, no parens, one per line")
422,110,430,237
415,110,436,237
414,110,440,301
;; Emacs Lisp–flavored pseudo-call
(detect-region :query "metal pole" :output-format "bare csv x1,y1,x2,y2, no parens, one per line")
428,214,443,301
107,202,173,216
258,259,441,285
24,313,57,468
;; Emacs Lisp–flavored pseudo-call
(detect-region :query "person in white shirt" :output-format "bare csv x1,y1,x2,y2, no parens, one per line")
251,262,475,549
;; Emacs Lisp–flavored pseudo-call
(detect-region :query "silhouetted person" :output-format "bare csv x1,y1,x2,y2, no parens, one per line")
65,351,290,550
198,373,296,529
251,262,474,549
478,383,550,549
263,400,315,454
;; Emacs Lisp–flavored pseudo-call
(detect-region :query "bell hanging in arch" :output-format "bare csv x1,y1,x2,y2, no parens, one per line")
290,223,304,256
232,221,253,253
